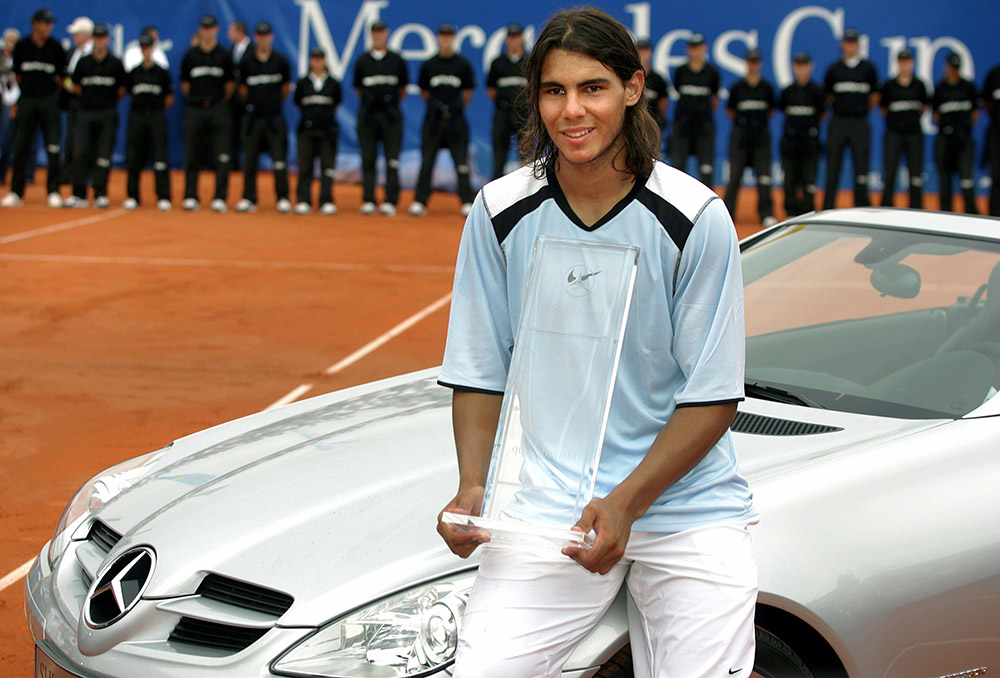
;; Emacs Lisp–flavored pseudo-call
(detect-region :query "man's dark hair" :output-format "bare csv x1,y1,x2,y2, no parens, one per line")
231,20,248,36
518,7,660,180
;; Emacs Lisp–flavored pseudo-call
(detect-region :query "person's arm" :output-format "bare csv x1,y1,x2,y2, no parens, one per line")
436,389,503,557
462,88,473,108
563,402,737,574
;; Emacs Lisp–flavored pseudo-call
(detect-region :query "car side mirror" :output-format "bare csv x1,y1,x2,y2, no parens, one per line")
870,263,921,299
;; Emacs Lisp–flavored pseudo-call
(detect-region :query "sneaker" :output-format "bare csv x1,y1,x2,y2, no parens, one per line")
762,216,778,227
70,196,89,209
408,202,427,217
360,201,377,215
47,192,63,208
460,202,473,217
1,192,23,207
276,198,292,213
156,199,171,211
320,202,338,215
123,198,138,210
294,202,311,215
95,196,111,208
378,203,396,216
211,199,227,213
235,199,256,213
182,198,199,211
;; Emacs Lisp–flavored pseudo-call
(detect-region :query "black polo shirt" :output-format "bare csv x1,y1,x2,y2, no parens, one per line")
982,65,1000,126
353,49,408,112
238,49,291,117
673,61,720,122
294,74,341,129
779,80,825,134
643,69,668,122
933,78,980,134
127,62,173,111
180,43,234,106
881,77,928,135
72,53,126,110
487,52,527,111
418,53,475,113
12,35,66,97
824,59,879,118
728,78,775,131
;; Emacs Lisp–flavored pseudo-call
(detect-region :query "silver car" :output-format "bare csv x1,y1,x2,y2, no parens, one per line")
26,208,1000,678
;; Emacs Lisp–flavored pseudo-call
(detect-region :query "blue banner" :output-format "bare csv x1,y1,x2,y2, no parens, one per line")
2,0,996,194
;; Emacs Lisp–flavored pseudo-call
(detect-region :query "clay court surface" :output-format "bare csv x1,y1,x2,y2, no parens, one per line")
0,169,984,674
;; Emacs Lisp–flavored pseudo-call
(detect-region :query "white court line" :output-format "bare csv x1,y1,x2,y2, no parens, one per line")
264,383,315,411
0,210,126,245
0,252,454,274
324,291,453,375
264,291,453,410
0,558,34,593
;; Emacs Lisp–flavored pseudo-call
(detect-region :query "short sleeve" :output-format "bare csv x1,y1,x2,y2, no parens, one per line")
438,193,513,394
670,198,745,406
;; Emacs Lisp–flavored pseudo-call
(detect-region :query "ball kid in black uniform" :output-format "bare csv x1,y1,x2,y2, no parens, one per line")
235,21,292,213
179,14,235,212
879,49,928,208
933,52,980,214
778,51,825,216
68,24,125,208
822,28,879,209
982,62,1000,217
636,38,668,156
487,23,528,180
3,9,66,208
410,23,476,217
723,47,776,225
294,47,341,215
124,34,174,210
669,32,720,187
353,20,407,215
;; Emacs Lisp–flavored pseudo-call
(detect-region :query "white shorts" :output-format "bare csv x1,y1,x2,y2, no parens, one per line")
452,520,758,678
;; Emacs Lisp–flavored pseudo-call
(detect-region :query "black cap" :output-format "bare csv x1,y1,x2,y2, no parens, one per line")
32,8,55,23
843,27,861,41
139,34,155,47
199,15,218,28
370,20,388,31
745,47,763,62
309,46,325,58
946,52,961,68
92,24,109,38
506,23,523,36
254,21,272,35
687,32,706,46
897,48,914,60
437,23,457,35
793,51,812,63
635,38,652,50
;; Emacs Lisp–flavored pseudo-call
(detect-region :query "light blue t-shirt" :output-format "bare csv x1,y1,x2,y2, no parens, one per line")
438,161,756,533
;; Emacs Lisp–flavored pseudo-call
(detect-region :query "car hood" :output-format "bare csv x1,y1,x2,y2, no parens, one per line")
91,370,944,627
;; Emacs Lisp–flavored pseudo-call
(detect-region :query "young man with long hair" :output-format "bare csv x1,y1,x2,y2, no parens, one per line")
437,7,757,677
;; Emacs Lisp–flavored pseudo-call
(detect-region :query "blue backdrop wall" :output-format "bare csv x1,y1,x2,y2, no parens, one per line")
3,0,997,194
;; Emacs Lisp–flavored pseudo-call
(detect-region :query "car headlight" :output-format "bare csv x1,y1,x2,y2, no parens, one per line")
272,571,476,677
48,444,172,568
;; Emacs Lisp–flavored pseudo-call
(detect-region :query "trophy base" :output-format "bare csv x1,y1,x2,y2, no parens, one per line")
441,512,594,550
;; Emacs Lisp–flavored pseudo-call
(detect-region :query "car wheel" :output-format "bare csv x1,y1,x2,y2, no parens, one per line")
750,627,814,678
594,628,814,678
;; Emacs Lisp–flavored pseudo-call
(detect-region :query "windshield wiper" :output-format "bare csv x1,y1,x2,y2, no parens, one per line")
744,381,824,408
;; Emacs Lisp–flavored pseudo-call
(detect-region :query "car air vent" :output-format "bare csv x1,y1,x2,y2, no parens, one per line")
196,574,294,617
87,520,123,554
732,411,843,436
168,617,268,653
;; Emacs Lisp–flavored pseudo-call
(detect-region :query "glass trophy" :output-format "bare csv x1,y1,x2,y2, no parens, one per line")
443,236,640,550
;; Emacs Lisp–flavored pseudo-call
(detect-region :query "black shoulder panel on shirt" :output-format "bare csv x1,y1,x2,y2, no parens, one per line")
635,185,694,252
490,183,553,246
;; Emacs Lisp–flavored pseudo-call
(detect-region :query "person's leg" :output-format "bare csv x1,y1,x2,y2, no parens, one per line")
182,108,202,201
40,95,63,196
824,117,847,210
212,104,232,202
269,116,290,201
454,544,628,678
383,111,403,206
492,107,512,180
71,111,93,200
152,113,171,201
92,111,118,199
905,133,924,209
753,139,774,221
781,151,801,217
9,100,38,196
881,130,901,207
989,126,1000,217
723,129,746,217
413,116,440,206
295,130,315,205
802,150,820,214
936,135,953,212
696,121,716,189
449,117,474,205
319,128,337,206
358,117,378,205
626,522,758,678
958,138,978,214
242,116,261,204
669,130,692,176
851,119,872,206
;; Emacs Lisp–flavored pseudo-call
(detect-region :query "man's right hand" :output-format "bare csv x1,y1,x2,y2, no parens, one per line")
437,485,488,558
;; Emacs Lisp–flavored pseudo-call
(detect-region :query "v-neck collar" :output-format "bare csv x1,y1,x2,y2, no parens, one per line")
547,169,648,231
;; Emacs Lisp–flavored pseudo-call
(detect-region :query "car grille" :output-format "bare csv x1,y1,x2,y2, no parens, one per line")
167,574,294,654
168,617,269,652
196,574,295,616
733,411,843,436
87,520,123,554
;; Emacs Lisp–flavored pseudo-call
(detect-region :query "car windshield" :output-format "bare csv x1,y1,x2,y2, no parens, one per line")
742,222,1000,419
